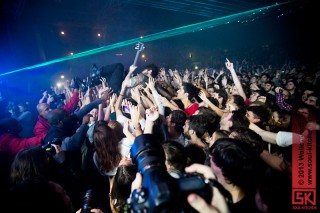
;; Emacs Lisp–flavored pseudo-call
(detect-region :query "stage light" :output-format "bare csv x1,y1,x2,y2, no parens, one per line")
195,66,199,70
61,31,65,35
60,75,64,79
141,54,145,58
140,36,143,39
97,33,101,37
70,52,74,55
57,82,62,87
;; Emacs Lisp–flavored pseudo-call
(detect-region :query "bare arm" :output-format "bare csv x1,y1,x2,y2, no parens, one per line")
225,59,247,101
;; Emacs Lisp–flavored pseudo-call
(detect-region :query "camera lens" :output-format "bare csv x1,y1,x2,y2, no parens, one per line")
81,189,97,213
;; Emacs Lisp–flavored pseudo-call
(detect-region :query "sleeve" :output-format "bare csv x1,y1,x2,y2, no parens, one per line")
61,124,89,151
276,131,293,147
151,89,165,116
110,112,117,121
276,92,293,111
11,136,44,155
62,92,80,114
74,99,102,121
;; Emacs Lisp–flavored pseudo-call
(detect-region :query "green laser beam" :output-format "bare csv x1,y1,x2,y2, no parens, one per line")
0,2,289,77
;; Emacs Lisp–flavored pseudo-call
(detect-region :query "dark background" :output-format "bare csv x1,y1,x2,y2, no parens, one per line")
0,0,318,101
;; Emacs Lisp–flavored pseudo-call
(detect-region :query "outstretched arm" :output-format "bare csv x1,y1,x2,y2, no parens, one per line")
225,58,247,102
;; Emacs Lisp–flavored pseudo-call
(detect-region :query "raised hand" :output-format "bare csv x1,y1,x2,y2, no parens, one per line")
146,77,156,91
221,76,227,87
145,106,159,122
159,96,171,107
168,69,174,78
225,58,234,70
129,64,138,74
198,90,208,101
185,164,231,213
123,120,130,134
274,87,283,93
131,86,141,103
99,87,113,101
129,105,141,127
109,93,117,106
99,77,107,88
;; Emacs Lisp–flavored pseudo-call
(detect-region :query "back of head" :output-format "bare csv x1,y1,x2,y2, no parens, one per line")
110,164,137,213
189,114,209,139
162,141,187,173
47,108,67,126
108,120,125,140
144,63,159,78
229,110,250,132
184,144,206,165
170,110,187,134
257,168,292,213
7,177,73,213
93,120,121,173
232,94,245,107
211,138,263,191
10,146,50,185
196,107,219,135
0,117,21,135
217,89,228,106
230,127,266,154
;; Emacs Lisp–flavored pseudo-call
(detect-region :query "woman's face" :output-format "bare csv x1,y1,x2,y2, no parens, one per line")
230,86,239,95
207,88,215,97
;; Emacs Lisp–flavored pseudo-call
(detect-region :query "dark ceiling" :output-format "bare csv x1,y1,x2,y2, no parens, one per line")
0,0,318,93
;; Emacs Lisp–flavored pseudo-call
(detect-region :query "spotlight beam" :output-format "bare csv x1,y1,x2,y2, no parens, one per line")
0,2,289,76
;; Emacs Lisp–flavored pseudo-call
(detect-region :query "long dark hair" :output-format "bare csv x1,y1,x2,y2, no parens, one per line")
93,121,122,174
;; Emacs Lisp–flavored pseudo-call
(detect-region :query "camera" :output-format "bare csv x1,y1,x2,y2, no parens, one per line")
81,189,98,213
41,138,62,156
128,134,212,213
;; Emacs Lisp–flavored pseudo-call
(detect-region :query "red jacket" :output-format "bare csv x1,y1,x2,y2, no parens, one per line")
33,92,79,136
0,133,45,157
33,115,50,136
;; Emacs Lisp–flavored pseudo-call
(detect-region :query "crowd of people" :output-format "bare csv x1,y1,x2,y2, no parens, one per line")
0,52,319,213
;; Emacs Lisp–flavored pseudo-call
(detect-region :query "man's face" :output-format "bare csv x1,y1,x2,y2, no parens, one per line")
183,119,191,139
250,76,257,84
261,75,268,83
249,91,260,102
142,68,152,77
246,111,257,123
47,94,55,103
264,83,273,92
297,107,310,119
286,81,295,91
305,95,318,106
89,108,98,122
302,90,314,102
39,103,51,119
219,112,233,131
207,88,215,97
177,86,186,100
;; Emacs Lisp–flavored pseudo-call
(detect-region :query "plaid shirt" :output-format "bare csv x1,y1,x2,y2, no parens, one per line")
276,92,293,111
